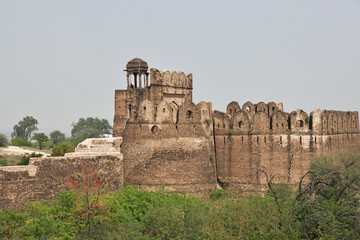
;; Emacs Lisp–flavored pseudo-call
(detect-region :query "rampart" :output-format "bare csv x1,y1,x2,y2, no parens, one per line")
214,101,360,193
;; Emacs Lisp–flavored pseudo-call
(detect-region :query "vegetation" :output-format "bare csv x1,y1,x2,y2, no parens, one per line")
10,136,32,147
0,134,8,147
51,143,75,156
11,116,39,140
17,152,43,165
32,132,49,150
0,157,8,166
0,152,358,239
50,130,66,145
71,117,112,145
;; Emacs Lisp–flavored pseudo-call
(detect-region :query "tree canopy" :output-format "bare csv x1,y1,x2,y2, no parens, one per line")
32,133,49,150
11,116,39,140
49,130,65,145
0,134,8,147
71,117,112,144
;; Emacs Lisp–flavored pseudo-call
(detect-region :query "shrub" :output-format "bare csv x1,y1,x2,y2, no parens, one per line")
0,158,8,166
11,136,31,147
0,134,8,147
51,143,75,156
17,152,43,165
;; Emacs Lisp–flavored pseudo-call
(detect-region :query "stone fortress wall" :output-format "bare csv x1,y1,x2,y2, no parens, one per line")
1,58,359,209
214,101,360,192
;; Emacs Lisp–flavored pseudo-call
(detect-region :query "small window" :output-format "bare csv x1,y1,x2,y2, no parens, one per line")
296,120,304,128
223,124,225,128
238,121,243,129
163,108,165,113
144,106,146,111
186,110,193,119
280,136,282,144
151,125,161,135
257,137,259,144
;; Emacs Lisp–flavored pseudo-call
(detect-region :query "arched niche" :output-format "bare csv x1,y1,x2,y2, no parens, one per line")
289,109,309,133
242,101,255,117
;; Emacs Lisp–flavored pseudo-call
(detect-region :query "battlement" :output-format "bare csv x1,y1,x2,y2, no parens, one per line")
214,101,359,136
150,68,193,89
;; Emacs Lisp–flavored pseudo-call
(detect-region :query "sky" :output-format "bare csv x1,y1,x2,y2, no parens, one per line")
1,0,360,138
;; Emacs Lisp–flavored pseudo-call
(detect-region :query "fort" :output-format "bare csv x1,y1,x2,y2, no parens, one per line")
1,58,360,208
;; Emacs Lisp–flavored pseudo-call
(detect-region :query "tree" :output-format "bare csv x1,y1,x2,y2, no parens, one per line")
64,161,111,238
50,130,65,145
259,152,360,239
0,134,8,147
11,116,39,140
71,118,112,144
32,133,49,150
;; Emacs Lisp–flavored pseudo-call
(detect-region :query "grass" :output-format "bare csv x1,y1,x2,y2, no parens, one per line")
0,146,51,166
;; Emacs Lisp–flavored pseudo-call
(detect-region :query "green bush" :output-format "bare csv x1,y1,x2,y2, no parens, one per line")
0,134,8,147
17,152,43,165
11,136,31,147
0,158,8,166
51,143,75,156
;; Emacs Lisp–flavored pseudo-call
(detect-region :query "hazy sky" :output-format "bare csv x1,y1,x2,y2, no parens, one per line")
1,0,360,138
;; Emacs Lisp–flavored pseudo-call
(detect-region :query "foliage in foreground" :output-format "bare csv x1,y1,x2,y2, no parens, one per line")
0,152,359,239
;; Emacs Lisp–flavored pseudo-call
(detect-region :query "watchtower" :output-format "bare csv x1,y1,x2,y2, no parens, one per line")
125,58,149,88
113,58,193,137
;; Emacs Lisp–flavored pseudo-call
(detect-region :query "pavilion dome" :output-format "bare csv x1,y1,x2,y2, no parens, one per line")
126,58,148,72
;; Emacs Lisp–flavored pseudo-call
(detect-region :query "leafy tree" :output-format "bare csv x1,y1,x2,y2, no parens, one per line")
50,130,65,145
11,116,39,140
51,143,75,156
71,117,112,144
32,133,49,150
0,134,8,147
11,137,32,147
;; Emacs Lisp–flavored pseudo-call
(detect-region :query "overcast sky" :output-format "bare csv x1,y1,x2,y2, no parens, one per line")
1,0,359,138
